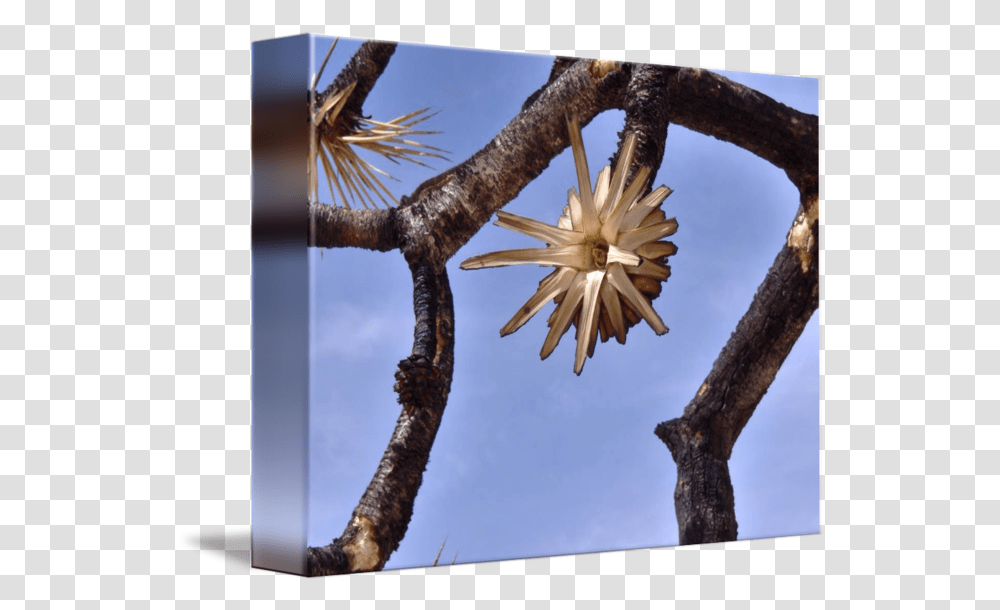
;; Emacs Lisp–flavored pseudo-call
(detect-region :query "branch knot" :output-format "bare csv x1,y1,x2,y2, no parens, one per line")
394,355,444,415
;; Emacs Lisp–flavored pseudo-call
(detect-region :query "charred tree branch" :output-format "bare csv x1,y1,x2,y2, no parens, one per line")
307,203,398,251
521,56,582,112
393,59,630,264
407,260,439,362
654,187,819,545
316,40,397,121
613,63,671,187
666,68,818,194
308,267,455,575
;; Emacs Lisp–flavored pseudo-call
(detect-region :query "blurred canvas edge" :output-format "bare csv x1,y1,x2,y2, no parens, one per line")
251,33,311,576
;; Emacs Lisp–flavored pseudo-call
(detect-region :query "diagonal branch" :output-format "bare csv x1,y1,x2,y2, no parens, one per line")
391,60,630,264
653,187,819,545
316,40,397,122
308,265,455,575
521,56,582,112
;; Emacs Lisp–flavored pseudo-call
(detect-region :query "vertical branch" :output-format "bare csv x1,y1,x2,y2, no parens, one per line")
659,420,738,544
612,63,671,187
308,267,455,575
409,260,439,362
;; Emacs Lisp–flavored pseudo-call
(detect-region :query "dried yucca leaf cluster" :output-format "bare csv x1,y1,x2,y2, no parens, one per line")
309,39,447,209
461,117,677,375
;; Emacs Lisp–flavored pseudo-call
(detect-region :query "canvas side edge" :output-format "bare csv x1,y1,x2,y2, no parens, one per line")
250,34,310,576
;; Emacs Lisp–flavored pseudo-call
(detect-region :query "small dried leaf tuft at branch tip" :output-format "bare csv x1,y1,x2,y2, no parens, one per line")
309,39,449,210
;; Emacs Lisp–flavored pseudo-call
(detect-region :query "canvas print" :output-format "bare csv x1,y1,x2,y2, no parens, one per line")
251,34,819,576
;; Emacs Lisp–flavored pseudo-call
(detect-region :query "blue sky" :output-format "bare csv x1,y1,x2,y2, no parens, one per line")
306,36,819,571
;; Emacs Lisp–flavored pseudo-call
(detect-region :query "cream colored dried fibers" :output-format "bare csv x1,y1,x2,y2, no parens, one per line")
461,117,678,375
308,39,447,209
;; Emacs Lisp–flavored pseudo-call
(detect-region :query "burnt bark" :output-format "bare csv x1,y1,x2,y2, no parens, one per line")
316,40,397,124
308,267,454,575
305,42,818,571
666,68,818,195
307,203,397,251
654,187,819,545
392,59,630,264
612,63,671,187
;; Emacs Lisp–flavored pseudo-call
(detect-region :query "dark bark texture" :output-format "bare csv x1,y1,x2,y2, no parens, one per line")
654,188,819,545
666,68,818,195
316,40,397,127
308,267,454,575
304,43,819,572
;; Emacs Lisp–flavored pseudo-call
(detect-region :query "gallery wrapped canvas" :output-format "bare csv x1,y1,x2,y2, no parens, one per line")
251,34,819,576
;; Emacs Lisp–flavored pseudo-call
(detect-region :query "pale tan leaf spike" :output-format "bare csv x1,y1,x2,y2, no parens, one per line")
602,165,651,243
617,219,679,252
600,281,627,344
621,186,673,232
495,211,580,246
541,272,586,360
567,188,583,230
500,267,576,336
606,263,668,335
566,116,599,236
574,271,605,375
459,244,587,270
593,166,611,218
604,133,638,218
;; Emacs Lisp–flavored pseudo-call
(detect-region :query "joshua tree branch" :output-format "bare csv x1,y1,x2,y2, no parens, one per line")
307,203,398,251
521,56,582,112
665,68,818,194
653,187,819,545
316,40,397,121
308,265,455,575
392,59,630,264
612,62,671,187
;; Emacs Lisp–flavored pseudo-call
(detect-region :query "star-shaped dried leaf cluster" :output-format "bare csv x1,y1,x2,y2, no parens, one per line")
309,39,447,209
461,118,677,375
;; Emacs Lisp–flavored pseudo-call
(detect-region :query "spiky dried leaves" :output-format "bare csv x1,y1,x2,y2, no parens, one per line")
460,117,677,374
308,39,447,210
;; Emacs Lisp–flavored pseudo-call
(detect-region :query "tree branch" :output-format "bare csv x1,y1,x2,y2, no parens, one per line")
654,187,819,545
666,68,818,194
609,62,673,330
316,40,397,123
612,63,671,187
307,203,398,251
308,266,455,575
393,59,630,264
521,56,581,112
